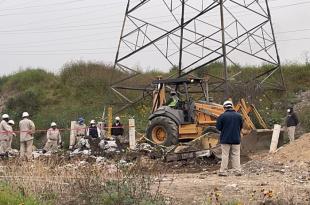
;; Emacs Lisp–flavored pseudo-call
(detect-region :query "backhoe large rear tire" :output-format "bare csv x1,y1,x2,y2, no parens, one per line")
146,116,178,146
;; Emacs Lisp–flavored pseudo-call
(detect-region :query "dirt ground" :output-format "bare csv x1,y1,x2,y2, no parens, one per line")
158,134,310,204
0,134,309,204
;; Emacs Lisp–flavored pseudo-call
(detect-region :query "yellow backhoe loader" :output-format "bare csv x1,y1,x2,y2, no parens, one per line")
146,77,268,148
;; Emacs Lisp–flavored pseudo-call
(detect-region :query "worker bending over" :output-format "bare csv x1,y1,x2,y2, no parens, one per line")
69,117,86,150
43,122,62,153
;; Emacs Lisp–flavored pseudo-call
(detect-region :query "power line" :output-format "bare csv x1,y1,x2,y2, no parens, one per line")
1,22,310,49
1,35,310,55
0,9,122,31
0,2,126,17
277,28,310,34
278,37,310,42
273,0,310,9
2,24,309,49
0,16,180,33
0,1,309,55
0,36,118,49
0,0,305,31
0,51,113,55
0,1,161,31
0,31,110,46
0,26,119,34
0,0,86,11
0,0,306,33
0,22,123,33
0,47,117,52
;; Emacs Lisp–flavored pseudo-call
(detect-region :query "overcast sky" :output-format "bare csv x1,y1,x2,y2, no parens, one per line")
0,0,309,76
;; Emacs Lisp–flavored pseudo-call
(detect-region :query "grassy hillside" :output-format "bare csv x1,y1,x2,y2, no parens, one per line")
0,61,309,148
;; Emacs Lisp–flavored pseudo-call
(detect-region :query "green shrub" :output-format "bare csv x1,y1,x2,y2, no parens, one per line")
5,89,41,117
3,69,55,91
299,105,310,132
0,183,40,205
99,174,165,205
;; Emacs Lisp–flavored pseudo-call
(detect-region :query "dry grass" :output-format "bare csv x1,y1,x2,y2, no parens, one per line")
0,157,167,205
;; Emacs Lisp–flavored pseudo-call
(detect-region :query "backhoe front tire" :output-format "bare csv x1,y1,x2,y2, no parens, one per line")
146,116,178,146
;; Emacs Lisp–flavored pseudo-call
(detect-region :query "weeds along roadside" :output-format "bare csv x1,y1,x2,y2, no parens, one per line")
0,157,170,205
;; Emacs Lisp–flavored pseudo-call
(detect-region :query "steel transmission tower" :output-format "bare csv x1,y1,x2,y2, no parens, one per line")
111,0,285,110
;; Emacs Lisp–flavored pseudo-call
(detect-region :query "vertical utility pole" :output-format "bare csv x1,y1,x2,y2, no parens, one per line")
114,0,130,68
178,0,185,77
108,106,113,137
265,0,285,90
220,0,229,99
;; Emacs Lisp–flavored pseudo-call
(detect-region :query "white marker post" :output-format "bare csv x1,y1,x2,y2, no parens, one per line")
69,121,76,148
269,124,281,153
129,118,136,150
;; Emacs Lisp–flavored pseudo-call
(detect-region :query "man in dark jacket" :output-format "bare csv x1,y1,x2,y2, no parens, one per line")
216,100,243,176
286,107,299,143
111,117,124,136
111,117,125,150
87,120,101,139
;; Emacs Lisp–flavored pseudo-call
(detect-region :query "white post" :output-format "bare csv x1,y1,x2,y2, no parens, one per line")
69,121,76,148
129,118,136,150
269,124,281,153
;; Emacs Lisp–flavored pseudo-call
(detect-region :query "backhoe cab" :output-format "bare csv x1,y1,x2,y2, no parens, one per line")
147,77,224,147
146,77,268,147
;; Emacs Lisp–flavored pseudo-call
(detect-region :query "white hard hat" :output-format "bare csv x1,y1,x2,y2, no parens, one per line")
8,120,14,125
51,122,57,127
2,114,9,119
22,112,29,118
115,116,120,121
223,100,233,108
90,120,96,124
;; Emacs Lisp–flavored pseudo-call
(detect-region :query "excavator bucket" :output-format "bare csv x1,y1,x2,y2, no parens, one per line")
235,99,284,153
152,80,166,113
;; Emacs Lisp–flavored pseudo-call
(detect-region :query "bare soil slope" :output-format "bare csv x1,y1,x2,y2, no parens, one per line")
159,134,310,204
269,133,310,163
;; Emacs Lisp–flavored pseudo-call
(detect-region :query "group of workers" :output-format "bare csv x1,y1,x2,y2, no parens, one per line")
0,112,35,160
0,111,125,161
0,97,300,172
68,116,124,151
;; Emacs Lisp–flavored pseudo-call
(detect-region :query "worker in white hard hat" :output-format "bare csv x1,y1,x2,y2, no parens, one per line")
216,100,243,176
0,114,11,157
86,120,102,155
86,120,101,139
43,122,62,153
111,116,124,151
7,120,16,152
69,117,86,150
286,107,299,143
19,112,35,161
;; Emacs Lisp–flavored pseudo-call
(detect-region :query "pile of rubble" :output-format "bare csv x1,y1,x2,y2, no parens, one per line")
241,133,310,185
268,133,310,163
